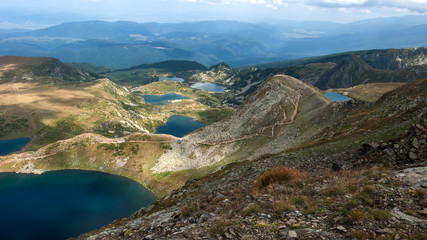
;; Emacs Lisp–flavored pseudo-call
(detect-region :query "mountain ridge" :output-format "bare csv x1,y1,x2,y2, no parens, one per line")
1,17,426,67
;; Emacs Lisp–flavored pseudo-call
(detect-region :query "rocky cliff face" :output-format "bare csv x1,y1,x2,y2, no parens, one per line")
316,53,427,89
359,47,427,70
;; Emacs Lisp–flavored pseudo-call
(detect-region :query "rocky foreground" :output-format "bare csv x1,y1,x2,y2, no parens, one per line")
79,115,426,239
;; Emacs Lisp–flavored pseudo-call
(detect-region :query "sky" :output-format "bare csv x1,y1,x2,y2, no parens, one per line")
1,0,427,28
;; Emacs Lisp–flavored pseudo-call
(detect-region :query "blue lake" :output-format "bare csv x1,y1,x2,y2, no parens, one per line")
325,92,352,101
143,93,191,105
155,115,206,138
191,82,227,92
0,137,31,156
0,170,157,240
159,77,185,82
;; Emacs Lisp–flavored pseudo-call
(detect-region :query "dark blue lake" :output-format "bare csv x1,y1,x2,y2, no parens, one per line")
191,82,227,92
143,93,191,105
325,92,352,101
155,115,206,138
159,77,185,82
0,137,31,156
0,170,157,240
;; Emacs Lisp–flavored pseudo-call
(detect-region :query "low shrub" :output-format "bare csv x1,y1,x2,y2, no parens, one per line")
252,167,303,191
366,208,391,221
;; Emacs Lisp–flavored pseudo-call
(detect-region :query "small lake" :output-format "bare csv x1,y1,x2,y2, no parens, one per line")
143,93,191,105
0,170,157,240
0,137,31,156
190,82,227,92
155,115,206,138
325,92,352,101
159,77,185,82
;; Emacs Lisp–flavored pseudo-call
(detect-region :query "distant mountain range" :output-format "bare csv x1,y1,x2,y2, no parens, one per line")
0,15,426,67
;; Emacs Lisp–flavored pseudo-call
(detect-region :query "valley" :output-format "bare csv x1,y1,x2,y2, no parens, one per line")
0,47,425,239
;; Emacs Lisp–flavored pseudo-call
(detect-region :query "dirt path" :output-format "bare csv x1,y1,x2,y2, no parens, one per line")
196,95,301,145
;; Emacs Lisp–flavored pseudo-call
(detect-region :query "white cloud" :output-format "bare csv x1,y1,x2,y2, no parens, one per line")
176,0,427,12
265,4,277,9
178,0,287,9
303,0,427,12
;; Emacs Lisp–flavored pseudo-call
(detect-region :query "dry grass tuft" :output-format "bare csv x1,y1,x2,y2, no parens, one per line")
252,167,303,191
180,205,198,218
272,199,295,212
346,209,369,222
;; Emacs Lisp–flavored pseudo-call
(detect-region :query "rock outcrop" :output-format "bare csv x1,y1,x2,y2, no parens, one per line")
358,112,427,166
190,62,238,85
359,47,427,70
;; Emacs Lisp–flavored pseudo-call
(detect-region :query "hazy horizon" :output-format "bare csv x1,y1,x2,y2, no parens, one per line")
1,0,427,29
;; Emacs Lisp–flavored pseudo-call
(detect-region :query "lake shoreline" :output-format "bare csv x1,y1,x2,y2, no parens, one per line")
0,132,184,197
0,169,157,240
0,167,160,197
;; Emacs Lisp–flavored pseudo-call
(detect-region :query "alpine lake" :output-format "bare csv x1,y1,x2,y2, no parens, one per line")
145,79,226,137
0,139,157,240
324,91,352,101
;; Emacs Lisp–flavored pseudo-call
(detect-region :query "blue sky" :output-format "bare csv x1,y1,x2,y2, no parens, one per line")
1,0,427,26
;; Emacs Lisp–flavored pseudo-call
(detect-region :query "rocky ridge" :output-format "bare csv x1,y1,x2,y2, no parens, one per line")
78,114,427,240
152,78,426,174
189,75,329,144
152,75,331,173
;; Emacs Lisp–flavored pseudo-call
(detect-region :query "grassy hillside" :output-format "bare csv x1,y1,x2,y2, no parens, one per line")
331,82,406,102
0,56,98,83
0,57,233,152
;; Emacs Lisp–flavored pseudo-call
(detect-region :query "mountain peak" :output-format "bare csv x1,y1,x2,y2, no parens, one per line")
209,62,231,70
316,54,376,90
187,74,329,144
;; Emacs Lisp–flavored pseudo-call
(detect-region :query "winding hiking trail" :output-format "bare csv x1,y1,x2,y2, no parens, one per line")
195,94,301,146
